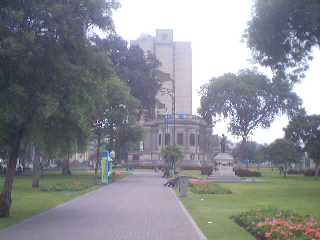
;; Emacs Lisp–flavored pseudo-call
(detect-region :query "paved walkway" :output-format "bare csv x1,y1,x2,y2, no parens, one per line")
0,171,206,240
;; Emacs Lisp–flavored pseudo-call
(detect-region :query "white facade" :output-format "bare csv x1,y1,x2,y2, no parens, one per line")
131,29,192,116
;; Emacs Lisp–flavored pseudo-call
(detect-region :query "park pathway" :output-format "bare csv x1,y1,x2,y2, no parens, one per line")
0,171,206,240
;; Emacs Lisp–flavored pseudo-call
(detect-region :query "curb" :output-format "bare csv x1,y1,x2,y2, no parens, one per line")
170,189,208,240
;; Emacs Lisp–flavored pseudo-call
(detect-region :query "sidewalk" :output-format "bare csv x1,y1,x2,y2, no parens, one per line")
0,171,206,240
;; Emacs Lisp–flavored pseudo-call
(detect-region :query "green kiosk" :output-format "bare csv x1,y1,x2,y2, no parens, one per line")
101,151,113,184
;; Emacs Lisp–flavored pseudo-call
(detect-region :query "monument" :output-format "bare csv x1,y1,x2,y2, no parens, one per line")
208,135,241,182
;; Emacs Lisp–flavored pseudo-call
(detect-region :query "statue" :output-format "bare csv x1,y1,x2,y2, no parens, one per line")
220,134,227,153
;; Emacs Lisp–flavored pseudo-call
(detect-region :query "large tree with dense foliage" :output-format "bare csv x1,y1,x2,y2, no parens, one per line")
232,141,261,165
0,0,118,217
199,69,303,143
266,138,303,177
97,35,161,118
93,77,143,173
285,115,320,176
245,0,320,82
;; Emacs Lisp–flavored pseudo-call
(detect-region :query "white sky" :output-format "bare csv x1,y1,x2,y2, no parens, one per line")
113,0,320,144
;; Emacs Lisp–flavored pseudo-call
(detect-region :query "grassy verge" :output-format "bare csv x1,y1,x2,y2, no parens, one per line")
178,170,208,179
0,170,128,230
179,171,320,240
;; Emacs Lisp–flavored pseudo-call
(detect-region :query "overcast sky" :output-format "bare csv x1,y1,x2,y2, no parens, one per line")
113,0,320,144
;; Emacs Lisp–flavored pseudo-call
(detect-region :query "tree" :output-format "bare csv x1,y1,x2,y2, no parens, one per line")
255,144,268,170
0,1,118,217
232,141,260,167
199,69,303,143
266,139,303,177
161,146,183,178
95,77,142,167
245,0,320,82
285,115,320,176
98,35,162,118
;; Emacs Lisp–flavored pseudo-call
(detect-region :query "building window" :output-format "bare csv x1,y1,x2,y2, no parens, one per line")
158,134,162,146
190,134,195,146
165,133,170,145
177,133,184,145
161,33,168,41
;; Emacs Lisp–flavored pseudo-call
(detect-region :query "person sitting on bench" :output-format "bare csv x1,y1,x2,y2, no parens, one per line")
163,176,180,188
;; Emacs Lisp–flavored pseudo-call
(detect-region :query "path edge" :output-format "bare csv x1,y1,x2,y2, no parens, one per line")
170,189,208,240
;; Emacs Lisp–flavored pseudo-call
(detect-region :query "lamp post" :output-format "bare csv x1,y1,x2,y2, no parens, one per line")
160,83,175,146
155,67,176,146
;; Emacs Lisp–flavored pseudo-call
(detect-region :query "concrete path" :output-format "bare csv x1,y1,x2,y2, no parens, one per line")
0,171,206,240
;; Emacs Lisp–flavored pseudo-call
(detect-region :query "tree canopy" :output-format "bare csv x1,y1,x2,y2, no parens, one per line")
0,0,118,217
266,138,303,177
285,115,320,176
245,0,320,82
199,69,303,142
97,35,161,118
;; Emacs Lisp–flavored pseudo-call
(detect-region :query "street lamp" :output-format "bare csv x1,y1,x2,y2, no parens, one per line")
159,80,176,146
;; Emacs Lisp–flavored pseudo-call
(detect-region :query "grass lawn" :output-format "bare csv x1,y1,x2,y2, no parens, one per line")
180,170,320,240
178,170,208,179
0,170,128,230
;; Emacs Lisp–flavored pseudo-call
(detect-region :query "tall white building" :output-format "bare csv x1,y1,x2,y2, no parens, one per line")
128,30,219,168
131,29,192,116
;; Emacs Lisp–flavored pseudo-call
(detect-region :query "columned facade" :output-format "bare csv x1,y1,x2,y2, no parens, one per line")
128,30,219,168
128,115,217,168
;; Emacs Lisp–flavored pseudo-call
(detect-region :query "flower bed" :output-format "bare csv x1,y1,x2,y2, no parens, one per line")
189,179,232,194
304,169,320,177
233,209,320,240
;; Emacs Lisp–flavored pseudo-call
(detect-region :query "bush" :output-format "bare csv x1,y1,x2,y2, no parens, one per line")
235,168,262,177
124,165,155,169
190,180,232,194
180,166,202,170
40,182,94,192
200,166,213,176
287,169,303,175
232,209,320,240
304,169,320,176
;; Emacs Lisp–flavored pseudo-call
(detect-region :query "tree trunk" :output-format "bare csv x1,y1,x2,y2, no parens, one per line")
0,129,24,217
315,161,320,177
284,164,287,178
32,149,41,188
62,152,71,176
95,132,101,177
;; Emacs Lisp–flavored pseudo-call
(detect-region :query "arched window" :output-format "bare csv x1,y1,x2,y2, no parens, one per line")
177,133,184,145
165,133,170,145
190,134,195,146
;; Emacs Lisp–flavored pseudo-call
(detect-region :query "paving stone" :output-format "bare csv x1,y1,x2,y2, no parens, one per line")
0,171,206,240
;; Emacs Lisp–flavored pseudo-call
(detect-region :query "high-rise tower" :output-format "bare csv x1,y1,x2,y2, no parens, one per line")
131,29,192,116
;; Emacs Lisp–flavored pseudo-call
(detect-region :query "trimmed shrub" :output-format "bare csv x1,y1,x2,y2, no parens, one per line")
304,169,320,176
40,182,94,192
235,168,262,177
287,169,303,175
200,166,213,176
180,166,202,171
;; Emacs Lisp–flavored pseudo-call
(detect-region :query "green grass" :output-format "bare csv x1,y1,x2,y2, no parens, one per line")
178,170,208,179
180,170,320,240
0,171,100,230
190,183,232,195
